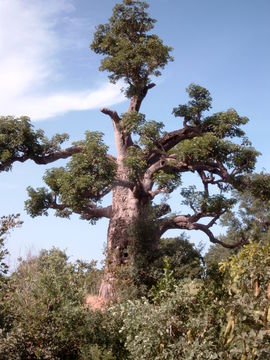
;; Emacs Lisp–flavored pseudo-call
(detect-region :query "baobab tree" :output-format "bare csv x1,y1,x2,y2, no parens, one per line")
0,0,262,298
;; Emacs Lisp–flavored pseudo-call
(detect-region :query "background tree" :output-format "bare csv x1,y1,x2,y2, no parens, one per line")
0,0,268,299
205,172,270,272
0,214,22,277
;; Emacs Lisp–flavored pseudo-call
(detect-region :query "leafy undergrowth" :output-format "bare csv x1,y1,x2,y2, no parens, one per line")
1,239,270,359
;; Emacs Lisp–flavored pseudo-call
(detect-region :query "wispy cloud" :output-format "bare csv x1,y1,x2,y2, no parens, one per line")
0,0,124,121
12,83,125,121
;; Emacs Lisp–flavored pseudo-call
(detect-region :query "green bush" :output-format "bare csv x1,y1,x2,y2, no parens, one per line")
1,240,270,359
0,248,93,359
112,241,270,359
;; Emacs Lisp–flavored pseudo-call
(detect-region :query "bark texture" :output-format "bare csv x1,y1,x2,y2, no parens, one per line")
99,94,152,299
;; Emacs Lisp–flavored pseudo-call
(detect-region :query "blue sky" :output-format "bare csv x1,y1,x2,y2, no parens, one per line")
0,0,269,268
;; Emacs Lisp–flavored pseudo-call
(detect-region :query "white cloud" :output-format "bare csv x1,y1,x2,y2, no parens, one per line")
13,83,125,121
0,0,124,121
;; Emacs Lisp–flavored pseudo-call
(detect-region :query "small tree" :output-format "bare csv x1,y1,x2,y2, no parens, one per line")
0,0,268,299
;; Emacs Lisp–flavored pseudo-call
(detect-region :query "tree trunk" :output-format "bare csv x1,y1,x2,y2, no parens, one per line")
99,183,142,300
99,93,157,301
98,178,158,300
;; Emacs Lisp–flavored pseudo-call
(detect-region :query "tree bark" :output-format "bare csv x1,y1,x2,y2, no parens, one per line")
99,92,155,300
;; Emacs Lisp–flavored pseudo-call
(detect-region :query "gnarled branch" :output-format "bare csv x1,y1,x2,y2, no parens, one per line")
147,125,202,167
159,211,244,249
101,108,121,123
48,197,112,220
81,205,112,220
33,146,83,165
0,145,83,171
143,156,230,195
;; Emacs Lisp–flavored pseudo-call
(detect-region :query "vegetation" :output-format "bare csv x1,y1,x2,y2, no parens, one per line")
0,0,267,298
0,232,269,359
0,0,270,358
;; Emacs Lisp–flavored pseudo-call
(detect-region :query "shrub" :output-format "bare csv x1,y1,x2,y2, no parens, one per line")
0,248,91,359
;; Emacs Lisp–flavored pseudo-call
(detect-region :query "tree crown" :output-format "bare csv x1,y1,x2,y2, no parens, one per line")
91,0,173,97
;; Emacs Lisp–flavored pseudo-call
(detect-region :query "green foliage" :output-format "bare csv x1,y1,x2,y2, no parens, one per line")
153,169,182,193
0,215,22,276
173,83,212,125
150,256,177,303
0,215,22,331
219,242,270,359
137,120,164,152
55,132,116,209
128,218,202,294
82,306,128,360
124,120,165,180
203,109,248,139
247,172,270,201
25,186,53,217
204,244,236,269
145,236,202,291
120,111,145,135
181,185,235,214
124,146,146,181
110,241,270,359
0,248,94,359
0,116,68,171
220,184,270,246
25,131,116,221
173,85,258,179
91,0,173,97
174,132,258,173
1,241,270,359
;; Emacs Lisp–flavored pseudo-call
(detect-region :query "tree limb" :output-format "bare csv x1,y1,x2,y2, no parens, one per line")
143,156,230,195
147,125,202,167
101,108,121,123
0,146,83,171
159,211,245,249
48,197,112,220
81,205,112,220
33,146,83,165
0,146,117,172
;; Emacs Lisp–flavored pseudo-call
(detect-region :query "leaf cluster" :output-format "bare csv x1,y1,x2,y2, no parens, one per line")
124,120,165,180
25,132,116,220
181,185,235,214
173,84,212,125
0,116,68,171
91,0,173,97
0,215,22,277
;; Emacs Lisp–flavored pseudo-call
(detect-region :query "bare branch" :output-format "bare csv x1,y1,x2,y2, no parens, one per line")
33,146,83,165
193,223,246,249
143,155,230,195
0,145,83,171
0,146,117,173
101,108,121,123
159,211,244,249
48,197,112,220
81,205,112,220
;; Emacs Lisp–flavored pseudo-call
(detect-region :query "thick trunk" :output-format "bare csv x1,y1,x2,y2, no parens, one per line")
99,179,158,300
99,90,158,300
99,184,143,299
